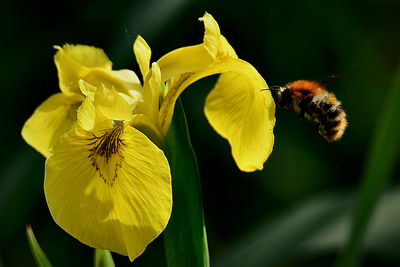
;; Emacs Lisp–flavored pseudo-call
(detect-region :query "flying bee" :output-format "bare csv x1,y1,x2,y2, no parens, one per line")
264,80,348,142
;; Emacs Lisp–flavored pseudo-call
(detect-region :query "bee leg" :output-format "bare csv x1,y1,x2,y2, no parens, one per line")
298,97,311,122
311,122,323,137
299,109,306,122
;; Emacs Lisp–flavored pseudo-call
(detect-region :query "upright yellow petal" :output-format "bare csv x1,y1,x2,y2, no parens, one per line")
54,44,112,96
157,45,213,82
77,97,97,131
157,12,224,82
205,72,275,172
57,44,112,69
94,86,133,122
133,35,151,80
21,93,80,157
138,63,161,125
44,125,172,261
79,79,96,100
199,12,221,60
217,35,238,60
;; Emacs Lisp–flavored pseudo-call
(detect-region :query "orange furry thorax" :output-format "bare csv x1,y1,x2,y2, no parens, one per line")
287,80,326,95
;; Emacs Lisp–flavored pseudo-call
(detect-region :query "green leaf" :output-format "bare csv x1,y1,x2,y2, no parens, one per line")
163,98,210,267
335,63,400,267
94,249,115,267
26,225,53,267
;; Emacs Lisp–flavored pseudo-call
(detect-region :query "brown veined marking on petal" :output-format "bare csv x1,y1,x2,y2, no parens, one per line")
86,125,125,186
159,72,194,130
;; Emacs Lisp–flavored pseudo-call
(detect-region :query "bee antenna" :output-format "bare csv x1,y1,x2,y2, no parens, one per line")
261,86,281,92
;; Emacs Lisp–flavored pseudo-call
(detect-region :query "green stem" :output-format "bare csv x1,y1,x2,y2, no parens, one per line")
163,98,210,267
94,249,115,267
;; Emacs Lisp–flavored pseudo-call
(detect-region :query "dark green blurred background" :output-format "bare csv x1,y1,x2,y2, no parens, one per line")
1,0,400,266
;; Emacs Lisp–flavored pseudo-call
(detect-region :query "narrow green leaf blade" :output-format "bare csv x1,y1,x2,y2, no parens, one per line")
163,99,210,267
94,249,115,267
335,63,400,266
26,225,53,267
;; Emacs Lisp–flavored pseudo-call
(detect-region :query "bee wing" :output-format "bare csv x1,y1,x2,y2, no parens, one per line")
320,70,358,86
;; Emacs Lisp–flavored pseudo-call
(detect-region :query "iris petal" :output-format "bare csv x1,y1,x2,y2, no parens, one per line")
133,35,151,80
21,93,80,157
54,44,142,98
77,97,97,131
157,12,224,83
84,69,142,97
54,45,112,96
79,80,96,100
199,12,221,60
138,63,161,125
158,58,275,171
157,44,213,82
94,86,133,122
44,125,172,261
205,72,275,172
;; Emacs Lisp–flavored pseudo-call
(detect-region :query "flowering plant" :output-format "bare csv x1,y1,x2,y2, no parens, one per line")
22,12,275,264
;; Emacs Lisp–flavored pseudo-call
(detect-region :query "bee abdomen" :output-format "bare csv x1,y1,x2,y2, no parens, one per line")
306,93,347,142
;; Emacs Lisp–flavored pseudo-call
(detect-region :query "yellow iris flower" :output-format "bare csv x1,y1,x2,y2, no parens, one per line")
21,12,275,261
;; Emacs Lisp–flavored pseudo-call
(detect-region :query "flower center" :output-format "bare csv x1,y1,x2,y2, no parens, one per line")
87,124,125,186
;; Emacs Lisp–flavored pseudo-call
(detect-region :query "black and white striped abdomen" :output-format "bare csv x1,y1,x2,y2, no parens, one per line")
300,92,347,142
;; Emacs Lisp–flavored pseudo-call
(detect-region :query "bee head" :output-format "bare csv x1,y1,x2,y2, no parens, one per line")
261,86,286,102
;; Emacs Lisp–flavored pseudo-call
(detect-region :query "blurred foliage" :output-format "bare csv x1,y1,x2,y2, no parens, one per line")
335,61,400,266
1,0,399,266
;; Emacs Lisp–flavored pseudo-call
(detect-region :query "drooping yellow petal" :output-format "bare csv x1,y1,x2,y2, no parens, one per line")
54,44,112,96
158,57,275,170
159,59,268,132
94,85,133,122
205,72,275,172
44,124,172,261
130,114,164,148
133,35,151,80
21,93,80,157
